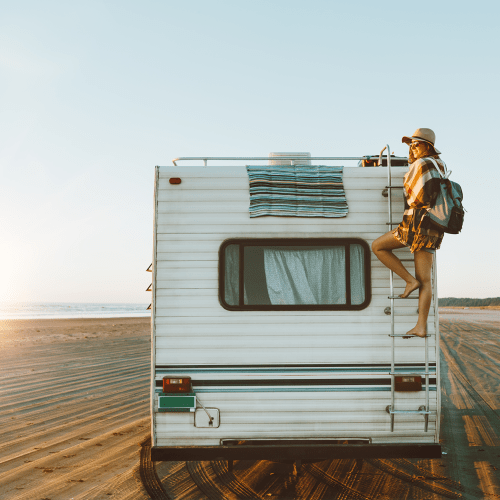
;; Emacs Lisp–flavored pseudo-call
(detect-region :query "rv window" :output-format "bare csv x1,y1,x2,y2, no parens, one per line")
220,239,371,310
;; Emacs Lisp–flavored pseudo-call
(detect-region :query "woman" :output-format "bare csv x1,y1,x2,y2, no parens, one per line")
372,128,445,338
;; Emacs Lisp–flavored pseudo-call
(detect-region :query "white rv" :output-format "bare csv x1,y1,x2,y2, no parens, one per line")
149,149,441,462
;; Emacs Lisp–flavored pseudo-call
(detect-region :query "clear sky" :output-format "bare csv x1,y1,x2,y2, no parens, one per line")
1,0,499,303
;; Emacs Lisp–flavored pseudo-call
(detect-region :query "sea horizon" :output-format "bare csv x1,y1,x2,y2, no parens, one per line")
0,302,151,320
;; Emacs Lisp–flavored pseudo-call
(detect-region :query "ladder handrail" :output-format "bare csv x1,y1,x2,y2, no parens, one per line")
384,144,432,433
383,145,397,425
434,256,441,441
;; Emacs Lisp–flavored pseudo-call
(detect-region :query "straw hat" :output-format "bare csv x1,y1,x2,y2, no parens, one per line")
402,128,441,154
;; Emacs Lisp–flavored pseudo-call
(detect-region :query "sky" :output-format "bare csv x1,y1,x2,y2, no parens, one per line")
1,0,499,303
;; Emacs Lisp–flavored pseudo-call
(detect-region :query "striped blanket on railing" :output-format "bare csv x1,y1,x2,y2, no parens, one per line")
246,165,348,218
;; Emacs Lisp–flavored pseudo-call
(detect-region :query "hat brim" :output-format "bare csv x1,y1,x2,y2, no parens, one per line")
402,136,441,154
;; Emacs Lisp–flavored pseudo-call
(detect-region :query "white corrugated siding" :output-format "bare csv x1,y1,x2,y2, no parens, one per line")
154,392,438,446
152,165,439,446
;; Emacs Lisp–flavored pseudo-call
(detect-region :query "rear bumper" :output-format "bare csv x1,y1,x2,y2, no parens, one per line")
151,443,441,461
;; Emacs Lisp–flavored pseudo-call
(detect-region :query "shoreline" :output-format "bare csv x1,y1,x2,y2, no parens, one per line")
1,305,498,323
0,316,150,324
439,306,500,310
0,314,150,321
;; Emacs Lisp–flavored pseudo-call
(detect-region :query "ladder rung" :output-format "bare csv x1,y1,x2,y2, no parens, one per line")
389,410,432,415
388,334,433,338
388,296,418,299
390,372,432,376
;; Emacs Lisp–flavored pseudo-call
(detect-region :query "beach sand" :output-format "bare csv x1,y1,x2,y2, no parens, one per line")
0,317,151,500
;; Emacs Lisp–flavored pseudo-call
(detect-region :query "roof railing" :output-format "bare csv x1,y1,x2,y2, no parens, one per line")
171,155,408,167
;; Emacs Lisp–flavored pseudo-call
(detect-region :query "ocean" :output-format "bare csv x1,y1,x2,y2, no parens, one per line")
0,302,151,320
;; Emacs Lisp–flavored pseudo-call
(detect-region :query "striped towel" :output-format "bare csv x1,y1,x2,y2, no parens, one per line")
246,165,348,218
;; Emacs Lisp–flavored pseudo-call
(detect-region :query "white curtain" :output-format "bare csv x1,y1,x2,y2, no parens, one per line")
224,245,239,306
263,247,346,305
350,244,365,305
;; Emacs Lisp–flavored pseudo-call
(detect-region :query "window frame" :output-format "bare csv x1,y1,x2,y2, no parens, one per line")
218,238,372,311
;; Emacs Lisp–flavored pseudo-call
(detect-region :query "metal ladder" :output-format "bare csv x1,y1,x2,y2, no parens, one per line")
380,145,432,433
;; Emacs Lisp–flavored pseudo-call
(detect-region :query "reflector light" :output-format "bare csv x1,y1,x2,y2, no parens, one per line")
163,376,192,393
169,177,182,185
395,375,422,391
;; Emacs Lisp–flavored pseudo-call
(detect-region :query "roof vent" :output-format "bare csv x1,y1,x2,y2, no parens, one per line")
269,152,311,166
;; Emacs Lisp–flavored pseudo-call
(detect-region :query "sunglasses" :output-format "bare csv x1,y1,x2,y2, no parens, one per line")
410,141,423,148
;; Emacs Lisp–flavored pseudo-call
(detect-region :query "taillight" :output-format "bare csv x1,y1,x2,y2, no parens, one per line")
395,375,422,392
162,376,193,393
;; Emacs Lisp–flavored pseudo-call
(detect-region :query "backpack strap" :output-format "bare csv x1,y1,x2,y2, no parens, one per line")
428,157,457,201
428,157,452,179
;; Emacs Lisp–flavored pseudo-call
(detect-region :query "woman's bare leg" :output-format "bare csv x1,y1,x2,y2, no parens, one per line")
372,232,421,298
407,250,434,337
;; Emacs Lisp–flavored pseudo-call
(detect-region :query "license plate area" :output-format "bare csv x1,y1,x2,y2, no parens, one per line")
158,394,196,412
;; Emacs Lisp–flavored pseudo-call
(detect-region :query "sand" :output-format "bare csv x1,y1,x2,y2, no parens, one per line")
0,317,151,500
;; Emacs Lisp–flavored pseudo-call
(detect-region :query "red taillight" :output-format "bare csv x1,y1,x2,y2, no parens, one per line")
169,177,182,185
162,376,192,393
395,375,422,392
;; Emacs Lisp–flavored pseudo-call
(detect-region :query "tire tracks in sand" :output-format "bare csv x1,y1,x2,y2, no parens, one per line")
0,318,152,500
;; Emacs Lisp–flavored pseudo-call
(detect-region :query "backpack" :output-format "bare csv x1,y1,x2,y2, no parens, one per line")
425,158,465,234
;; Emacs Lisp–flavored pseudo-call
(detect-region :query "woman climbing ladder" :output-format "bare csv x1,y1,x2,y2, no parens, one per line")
372,128,446,337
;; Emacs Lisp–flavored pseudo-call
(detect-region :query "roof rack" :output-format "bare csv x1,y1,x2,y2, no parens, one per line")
171,155,408,167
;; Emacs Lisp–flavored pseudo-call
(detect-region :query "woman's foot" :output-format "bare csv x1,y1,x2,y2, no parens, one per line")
399,279,421,298
406,326,427,338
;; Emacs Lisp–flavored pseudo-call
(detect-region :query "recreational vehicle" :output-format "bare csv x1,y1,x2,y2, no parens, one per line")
149,148,441,462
